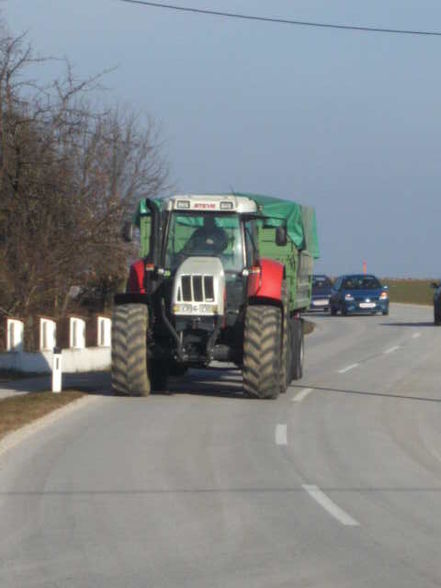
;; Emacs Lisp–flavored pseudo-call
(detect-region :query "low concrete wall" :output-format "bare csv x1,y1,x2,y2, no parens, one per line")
0,348,111,374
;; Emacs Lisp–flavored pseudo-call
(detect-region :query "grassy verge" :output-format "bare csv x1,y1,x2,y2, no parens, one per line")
383,278,435,305
0,391,84,442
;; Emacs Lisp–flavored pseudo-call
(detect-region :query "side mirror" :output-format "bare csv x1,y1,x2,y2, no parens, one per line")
275,226,287,247
122,221,133,242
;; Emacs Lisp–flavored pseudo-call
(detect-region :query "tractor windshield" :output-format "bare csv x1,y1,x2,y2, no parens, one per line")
164,212,244,272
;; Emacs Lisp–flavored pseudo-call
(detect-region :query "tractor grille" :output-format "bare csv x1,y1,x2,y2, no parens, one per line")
178,275,215,302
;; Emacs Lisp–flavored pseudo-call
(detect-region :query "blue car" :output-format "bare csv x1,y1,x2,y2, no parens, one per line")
329,274,389,316
310,274,333,312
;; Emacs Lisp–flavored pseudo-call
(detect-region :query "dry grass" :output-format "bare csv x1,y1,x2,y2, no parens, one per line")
0,391,84,441
383,278,435,305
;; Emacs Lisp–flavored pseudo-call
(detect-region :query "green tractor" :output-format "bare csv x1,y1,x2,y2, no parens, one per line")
112,193,319,398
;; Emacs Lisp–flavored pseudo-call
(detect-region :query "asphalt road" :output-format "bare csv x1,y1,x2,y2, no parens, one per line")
1,303,441,587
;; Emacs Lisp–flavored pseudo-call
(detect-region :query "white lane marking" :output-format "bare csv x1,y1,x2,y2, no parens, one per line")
384,345,400,355
292,388,313,403
412,332,421,339
275,424,288,446
338,363,359,374
302,484,359,527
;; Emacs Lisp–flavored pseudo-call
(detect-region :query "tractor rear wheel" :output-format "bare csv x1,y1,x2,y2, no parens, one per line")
243,305,282,399
112,304,150,397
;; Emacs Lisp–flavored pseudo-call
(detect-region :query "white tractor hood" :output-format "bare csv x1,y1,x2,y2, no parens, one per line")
172,257,225,316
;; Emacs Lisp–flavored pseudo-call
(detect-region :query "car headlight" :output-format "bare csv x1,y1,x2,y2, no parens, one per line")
344,293,354,301
380,291,388,300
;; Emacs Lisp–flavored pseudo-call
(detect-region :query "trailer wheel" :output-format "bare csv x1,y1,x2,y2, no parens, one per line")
243,305,282,399
291,317,304,381
149,358,169,392
169,362,188,377
112,304,150,397
280,283,289,393
286,318,295,386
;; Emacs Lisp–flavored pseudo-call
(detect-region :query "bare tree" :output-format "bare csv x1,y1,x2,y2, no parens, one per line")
0,28,168,325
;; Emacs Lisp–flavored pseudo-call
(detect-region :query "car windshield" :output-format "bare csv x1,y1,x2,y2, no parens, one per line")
164,212,244,272
342,275,381,290
312,276,332,289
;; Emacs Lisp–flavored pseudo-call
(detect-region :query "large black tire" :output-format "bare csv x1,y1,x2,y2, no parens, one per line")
286,318,295,386
291,317,304,381
112,304,150,397
243,305,282,399
434,305,441,326
330,304,337,316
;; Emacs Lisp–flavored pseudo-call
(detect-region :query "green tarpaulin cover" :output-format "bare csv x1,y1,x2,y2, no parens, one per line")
234,193,319,259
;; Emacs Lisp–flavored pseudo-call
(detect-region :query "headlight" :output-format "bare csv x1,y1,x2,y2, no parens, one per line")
380,291,388,300
344,293,354,301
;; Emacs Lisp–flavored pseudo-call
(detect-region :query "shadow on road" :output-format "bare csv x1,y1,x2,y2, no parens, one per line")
379,321,435,328
167,368,247,399
291,384,441,404
63,371,112,396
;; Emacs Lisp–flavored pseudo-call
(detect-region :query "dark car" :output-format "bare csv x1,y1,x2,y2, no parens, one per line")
431,280,441,325
330,274,389,316
309,274,333,311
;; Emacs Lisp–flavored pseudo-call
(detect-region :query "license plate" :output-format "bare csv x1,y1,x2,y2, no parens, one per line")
360,302,376,308
313,300,328,306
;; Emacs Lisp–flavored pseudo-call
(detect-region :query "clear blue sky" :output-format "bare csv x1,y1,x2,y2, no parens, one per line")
5,0,441,277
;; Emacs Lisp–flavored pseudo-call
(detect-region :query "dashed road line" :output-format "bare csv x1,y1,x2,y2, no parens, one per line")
338,363,359,374
302,484,360,527
292,388,313,403
275,424,287,446
384,345,400,355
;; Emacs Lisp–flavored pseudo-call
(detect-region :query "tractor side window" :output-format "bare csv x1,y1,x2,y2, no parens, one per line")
139,216,151,258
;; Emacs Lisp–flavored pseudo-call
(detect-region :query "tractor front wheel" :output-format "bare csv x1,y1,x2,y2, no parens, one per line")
112,304,150,397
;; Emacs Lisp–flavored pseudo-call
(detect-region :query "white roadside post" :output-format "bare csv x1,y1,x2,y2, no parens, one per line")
52,347,62,393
